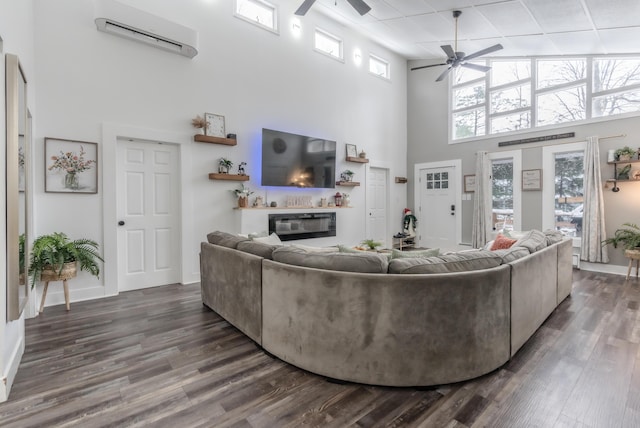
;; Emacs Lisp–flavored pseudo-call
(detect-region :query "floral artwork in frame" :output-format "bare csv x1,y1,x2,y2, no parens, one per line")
45,137,98,194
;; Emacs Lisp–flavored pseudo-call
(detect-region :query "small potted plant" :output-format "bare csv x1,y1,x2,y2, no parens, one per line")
233,183,254,208
361,239,383,251
603,223,640,251
191,115,209,134
28,232,103,288
615,146,636,161
340,170,354,182
219,158,233,174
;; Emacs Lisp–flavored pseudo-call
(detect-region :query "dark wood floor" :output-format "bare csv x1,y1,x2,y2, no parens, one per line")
1,269,639,427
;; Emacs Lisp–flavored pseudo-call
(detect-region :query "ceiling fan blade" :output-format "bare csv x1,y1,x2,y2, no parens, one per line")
346,0,371,15
411,63,448,71
441,45,455,59
436,67,453,82
295,0,316,16
462,44,503,62
461,62,491,73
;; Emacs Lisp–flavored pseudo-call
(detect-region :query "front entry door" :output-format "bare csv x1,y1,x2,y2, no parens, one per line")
418,166,457,250
116,139,180,291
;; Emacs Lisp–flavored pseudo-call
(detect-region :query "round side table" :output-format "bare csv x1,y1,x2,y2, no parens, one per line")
625,249,640,280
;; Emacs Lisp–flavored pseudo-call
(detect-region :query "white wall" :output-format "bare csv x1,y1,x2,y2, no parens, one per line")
407,59,640,269
0,0,35,403
32,0,407,304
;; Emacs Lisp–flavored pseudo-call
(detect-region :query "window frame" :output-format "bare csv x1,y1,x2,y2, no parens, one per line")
488,150,522,232
313,27,344,62
541,142,586,247
369,53,391,81
450,55,640,144
234,0,279,34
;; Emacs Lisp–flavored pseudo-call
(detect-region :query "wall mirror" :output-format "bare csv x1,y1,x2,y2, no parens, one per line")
6,53,30,321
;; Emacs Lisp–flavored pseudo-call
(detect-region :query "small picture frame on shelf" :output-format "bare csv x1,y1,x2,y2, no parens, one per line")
204,113,226,138
345,143,357,158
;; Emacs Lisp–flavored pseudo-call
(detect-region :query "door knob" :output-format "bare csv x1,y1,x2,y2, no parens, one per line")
118,221,125,226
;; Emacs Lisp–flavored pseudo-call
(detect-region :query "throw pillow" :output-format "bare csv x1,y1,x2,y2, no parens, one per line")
337,244,363,254
490,234,517,251
390,248,439,259
248,231,269,240
253,232,282,246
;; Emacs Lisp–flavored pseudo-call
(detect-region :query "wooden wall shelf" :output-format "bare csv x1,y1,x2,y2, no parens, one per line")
346,156,369,163
209,173,250,181
336,181,360,187
607,159,640,192
194,134,237,146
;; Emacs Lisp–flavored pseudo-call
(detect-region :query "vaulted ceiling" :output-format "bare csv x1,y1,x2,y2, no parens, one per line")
312,0,640,60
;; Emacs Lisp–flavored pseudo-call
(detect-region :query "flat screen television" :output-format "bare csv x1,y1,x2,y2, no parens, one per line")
261,128,336,188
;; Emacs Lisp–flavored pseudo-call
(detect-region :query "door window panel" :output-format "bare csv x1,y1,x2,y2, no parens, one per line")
554,151,583,238
492,159,513,231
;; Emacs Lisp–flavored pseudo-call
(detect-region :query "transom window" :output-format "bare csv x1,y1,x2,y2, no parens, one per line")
314,28,343,61
451,56,640,142
369,54,390,80
234,0,278,33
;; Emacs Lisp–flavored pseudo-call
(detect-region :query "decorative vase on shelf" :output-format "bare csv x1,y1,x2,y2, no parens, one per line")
64,172,79,190
238,196,248,208
359,151,367,159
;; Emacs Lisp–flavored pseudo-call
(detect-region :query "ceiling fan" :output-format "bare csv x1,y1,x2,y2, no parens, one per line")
295,0,371,16
411,10,503,82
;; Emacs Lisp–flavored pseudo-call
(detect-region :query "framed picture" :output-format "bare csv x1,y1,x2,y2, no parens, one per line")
345,143,357,158
45,137,98,194
464,174,476,193
205,113,225,138
522,169,542,191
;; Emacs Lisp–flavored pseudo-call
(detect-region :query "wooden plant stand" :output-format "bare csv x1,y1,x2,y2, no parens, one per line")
39,262,77,312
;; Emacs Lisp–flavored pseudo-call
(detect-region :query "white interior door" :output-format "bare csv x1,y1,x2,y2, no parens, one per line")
116,139,180,291
366,167,388,246
419,166,457,251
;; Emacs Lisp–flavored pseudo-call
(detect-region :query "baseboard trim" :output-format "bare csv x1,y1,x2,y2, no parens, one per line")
579,261,628,276
0,331,25,402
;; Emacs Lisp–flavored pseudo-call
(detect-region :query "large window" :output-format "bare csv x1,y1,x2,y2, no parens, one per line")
451,56,640,142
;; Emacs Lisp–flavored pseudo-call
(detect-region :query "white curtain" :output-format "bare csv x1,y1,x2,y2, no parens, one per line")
472,151,492,249
581,136,609,263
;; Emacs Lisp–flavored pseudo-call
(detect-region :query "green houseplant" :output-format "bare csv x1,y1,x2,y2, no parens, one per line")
602,223,640,251
28,232,103,288
361,239,383,250
615,146,637,161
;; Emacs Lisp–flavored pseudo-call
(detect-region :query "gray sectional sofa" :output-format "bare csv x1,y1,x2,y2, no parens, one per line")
200,230,573,387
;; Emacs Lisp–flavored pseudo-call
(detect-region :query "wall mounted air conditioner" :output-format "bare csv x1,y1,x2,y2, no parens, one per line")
94,0,198,58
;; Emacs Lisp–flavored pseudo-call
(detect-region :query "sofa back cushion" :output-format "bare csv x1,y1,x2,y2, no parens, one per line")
272,246,389,273
236,240,280,260
390,248,439,259
388,250,502,274
492,246,530,263
207,231,249,249
513,230,547,253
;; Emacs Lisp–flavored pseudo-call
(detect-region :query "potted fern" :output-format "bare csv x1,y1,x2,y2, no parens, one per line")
602,223,640,251
28,232,104,288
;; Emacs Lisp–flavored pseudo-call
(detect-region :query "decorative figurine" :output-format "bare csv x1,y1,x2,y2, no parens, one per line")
238,161,247,175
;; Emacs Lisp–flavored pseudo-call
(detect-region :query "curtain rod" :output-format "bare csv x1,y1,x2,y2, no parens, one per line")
486,133,627,153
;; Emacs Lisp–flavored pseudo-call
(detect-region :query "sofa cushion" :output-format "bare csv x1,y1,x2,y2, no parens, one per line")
236,240,280,260
390,248,439,259
337,244,362,253
544,229,565,245
388,250,502,274
513,230,547,253
291,244,336,253
253,232,282,245
272,246,389,273
492,246,530,263
207,231,249,249
490,234,517,251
